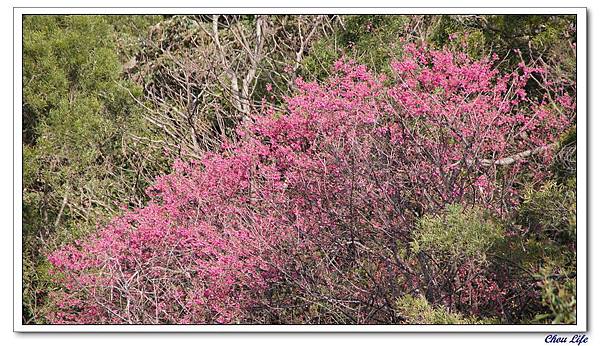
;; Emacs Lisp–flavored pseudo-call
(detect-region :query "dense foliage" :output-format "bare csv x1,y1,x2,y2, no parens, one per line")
23,14,578,325
22,15,167,323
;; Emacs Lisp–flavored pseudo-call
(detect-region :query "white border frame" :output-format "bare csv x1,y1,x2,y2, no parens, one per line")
13,7,587,332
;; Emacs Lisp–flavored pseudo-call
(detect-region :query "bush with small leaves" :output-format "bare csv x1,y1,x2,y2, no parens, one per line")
519,179,576,245
395,294,498,324
412,204,504,263
533,264,576,324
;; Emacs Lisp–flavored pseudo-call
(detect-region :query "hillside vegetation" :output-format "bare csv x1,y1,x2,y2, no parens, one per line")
23,14,577,325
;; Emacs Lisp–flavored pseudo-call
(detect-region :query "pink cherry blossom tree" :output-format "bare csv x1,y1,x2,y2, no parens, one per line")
47,43,574,324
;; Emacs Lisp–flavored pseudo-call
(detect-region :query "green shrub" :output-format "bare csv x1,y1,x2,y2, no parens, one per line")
395,294,498,324
533,264,576,324
519,179,576,245
517,174,576,324
301,15,409,80
412,204,504,263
